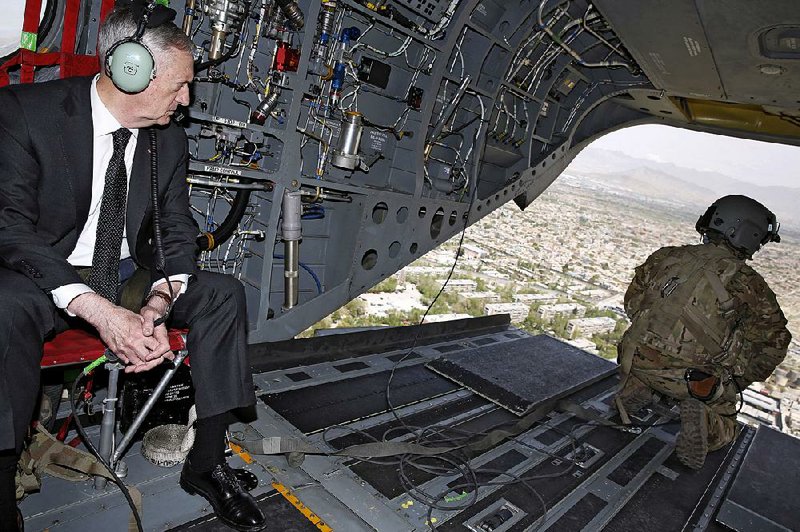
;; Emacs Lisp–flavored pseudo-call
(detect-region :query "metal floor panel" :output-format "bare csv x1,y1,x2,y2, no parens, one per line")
605,428,751,532
343,404,523,501
168,491,319,531
327,393,489,449
426,335,617,415
260,363,459,433
716,425,800,532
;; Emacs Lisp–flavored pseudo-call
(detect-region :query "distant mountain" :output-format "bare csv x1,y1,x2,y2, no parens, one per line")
568,148,800,229
580,166,715,207
569,148,652,175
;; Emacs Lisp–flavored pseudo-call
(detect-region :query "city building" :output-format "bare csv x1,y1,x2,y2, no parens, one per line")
439,279,478,292
566,316,618,338
578,289,611,300
538,303,586,320
484,302,530,322
566,283,585,294
739,388,781,429
460,243,486,260
781,398,800,438
481,268,509,280
514,293,558,304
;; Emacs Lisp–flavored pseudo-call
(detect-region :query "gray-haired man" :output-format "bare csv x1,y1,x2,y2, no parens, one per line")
0,4,264,530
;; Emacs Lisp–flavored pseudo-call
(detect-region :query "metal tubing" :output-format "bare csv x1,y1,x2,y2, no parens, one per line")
95,363,121,489
209,28,227,60
182,0,197,35
186,176,271,190
283,240,299,309
281,190,302,310
429,76,471,142
110,350,189,466
275,0,304,30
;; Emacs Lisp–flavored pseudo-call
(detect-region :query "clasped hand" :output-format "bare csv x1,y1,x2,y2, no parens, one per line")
69,292,175,374
99,303,174,373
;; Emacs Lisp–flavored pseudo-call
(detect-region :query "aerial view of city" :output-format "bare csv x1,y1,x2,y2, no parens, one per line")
307,143,800,441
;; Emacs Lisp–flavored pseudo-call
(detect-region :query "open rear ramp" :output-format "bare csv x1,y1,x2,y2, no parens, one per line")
19,317,797,531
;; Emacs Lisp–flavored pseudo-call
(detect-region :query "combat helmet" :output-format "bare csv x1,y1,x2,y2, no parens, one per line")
696,195,780,258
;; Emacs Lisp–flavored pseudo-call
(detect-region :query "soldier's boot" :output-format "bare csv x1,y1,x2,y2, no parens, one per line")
676,398,708,470
617,378,654,417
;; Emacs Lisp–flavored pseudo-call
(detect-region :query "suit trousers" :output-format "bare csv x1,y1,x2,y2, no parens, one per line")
0,266,256,453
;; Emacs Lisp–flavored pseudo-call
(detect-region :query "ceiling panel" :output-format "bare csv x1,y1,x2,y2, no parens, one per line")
698,0,800,107
593,0,725,99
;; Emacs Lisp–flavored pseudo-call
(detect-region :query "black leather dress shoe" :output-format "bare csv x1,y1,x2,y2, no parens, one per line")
180,459,266,531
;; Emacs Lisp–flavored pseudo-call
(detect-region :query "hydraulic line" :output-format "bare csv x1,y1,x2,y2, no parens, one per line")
186,176,271,190
195,34,243,71
536,0,634,71
429,76,470,142
197,188,253,251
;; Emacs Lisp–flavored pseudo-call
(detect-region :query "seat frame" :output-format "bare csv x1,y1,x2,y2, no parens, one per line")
42,328,189,489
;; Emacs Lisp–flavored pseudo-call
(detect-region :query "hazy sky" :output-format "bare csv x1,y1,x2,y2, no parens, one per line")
589,124,800,189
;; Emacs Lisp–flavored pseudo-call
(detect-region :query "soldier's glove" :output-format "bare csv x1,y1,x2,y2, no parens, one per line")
684,368,721,402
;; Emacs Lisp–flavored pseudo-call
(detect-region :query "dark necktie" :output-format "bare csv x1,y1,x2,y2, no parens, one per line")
87,127,132,302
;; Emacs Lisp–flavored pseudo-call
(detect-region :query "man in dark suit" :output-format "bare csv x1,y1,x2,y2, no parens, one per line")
0,5,265,531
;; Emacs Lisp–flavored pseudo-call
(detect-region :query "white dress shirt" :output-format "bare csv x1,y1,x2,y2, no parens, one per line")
50,76,189,312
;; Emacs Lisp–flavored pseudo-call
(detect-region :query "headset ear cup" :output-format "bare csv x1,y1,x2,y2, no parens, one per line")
104,41,118,79
106,39,155,94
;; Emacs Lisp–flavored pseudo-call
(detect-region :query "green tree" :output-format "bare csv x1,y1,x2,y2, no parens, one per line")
498,285,514,302
592,319,627,359
415,276,442,303
551,315,569,338
369,277,398,293
454,297,485,317
521,311,548,336
583,307,617,319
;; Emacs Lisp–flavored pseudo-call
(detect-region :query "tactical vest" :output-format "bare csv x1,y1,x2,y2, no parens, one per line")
620,245,747,377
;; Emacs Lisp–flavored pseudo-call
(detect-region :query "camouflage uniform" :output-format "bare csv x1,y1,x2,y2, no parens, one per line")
616,242,790,452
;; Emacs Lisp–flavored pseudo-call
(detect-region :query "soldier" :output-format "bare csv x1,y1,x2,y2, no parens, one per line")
615,195,790,470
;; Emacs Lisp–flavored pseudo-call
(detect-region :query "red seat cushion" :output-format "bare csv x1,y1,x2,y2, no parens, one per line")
41,329,187,368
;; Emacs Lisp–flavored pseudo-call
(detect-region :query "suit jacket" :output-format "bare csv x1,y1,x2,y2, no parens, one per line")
0,76,199,294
